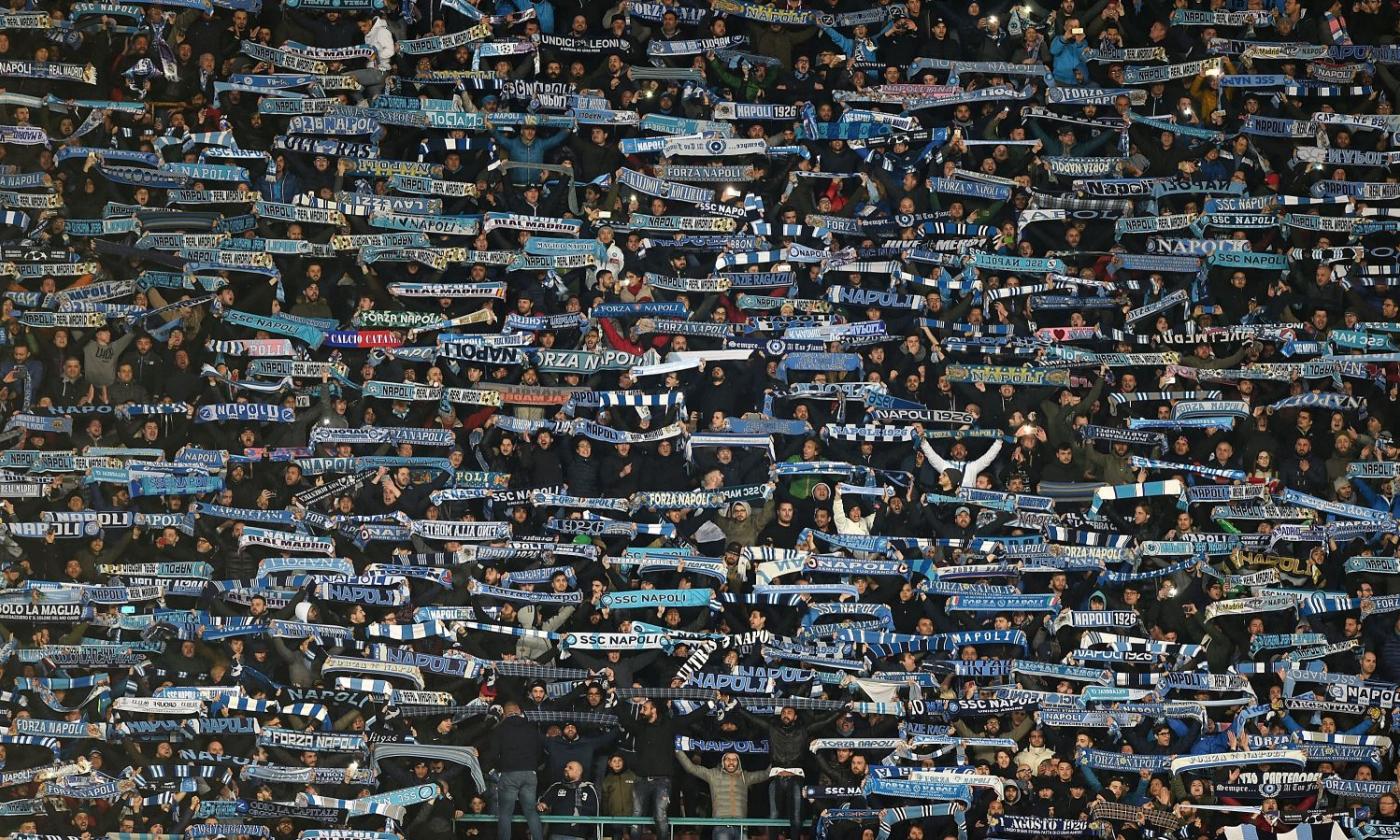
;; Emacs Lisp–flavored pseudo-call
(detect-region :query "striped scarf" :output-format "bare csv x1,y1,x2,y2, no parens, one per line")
1091,800,1182,832
1128,456,1245,481
493,661,592,680
1081,632,1202,660
223,695,280,716
1028,189,1131,215
1043,527,1133,548
401,702,489,718
1324,10,1351,44
281,702,331,727
733,695,852,716
879,805,966,840
672,641,722,685
984,282,1058,303
301,792,408,820
1107,390,1223,413
1088,479,1183,516
363,621,450,642
133,764,234,786
817,422,918,442
453,620,559,642
615,686,718,702
685,433,773,460
524,710,619,726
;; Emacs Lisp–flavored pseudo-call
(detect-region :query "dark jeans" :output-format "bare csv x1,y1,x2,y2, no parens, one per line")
630,775,672,840
768,774,804,839
351,67,385,102
496,770,545,840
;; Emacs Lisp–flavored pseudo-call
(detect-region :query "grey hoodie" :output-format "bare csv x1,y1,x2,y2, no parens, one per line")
83,331,135,388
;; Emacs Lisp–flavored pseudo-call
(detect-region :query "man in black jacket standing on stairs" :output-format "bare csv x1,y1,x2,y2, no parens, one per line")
616,696,709,840
487,702,546,840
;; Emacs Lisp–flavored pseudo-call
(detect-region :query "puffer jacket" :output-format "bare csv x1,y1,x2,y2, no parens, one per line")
675,752,769,818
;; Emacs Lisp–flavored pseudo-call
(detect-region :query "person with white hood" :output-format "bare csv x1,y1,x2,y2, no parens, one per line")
355,15,396,103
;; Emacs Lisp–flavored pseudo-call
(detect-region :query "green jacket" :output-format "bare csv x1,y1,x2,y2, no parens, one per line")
1078,444,1137,486
1039,375,1105,448
717,496,776,546
675,752,769,818
709,59,779,101
601,768,638,817
747,22,817,68
783,455,820,500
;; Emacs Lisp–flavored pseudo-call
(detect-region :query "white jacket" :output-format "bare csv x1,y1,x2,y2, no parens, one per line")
833,494,876,535
919,437,1004,487
1015,744,1055,771
594,242,625,285
366,18,396,71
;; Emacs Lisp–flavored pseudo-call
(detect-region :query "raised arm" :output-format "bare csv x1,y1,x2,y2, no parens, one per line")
918,437,953,473
966,439,1005,477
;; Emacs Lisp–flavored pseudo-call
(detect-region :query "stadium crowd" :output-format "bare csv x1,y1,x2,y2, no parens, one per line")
0,0,1397,839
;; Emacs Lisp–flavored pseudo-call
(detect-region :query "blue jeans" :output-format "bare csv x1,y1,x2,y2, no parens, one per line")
768,774,803,839
350,67,385,103
714,828,741,840
631,775,672,840
497,770,545,840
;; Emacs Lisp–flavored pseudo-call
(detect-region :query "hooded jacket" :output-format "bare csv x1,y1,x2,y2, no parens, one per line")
675,752,769,818
716,496,775,546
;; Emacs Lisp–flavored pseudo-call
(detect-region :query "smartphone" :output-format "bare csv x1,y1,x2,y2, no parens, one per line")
1072,27,1084,35
121,605,137,615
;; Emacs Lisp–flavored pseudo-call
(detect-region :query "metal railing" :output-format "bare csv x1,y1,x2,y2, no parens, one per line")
456,813,791,840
